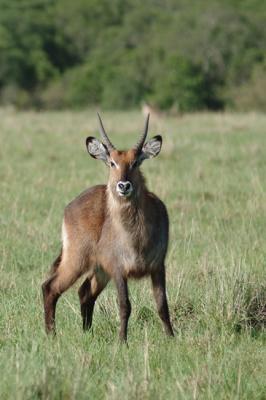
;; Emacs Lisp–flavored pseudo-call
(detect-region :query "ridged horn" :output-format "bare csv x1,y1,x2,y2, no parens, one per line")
97,112,115,151
134,113,150,152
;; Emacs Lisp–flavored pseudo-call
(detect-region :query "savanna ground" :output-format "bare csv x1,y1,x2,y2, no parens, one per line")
0,109,265,399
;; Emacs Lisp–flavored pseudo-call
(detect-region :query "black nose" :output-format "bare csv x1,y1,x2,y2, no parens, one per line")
117,181,131,192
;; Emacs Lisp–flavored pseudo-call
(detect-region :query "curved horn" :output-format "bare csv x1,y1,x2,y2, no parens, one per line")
134,113,150,152
97,112,115,151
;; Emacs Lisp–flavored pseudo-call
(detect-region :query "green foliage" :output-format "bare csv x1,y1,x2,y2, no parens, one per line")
228,61,266,111
0,0,265,110
148,55,212,111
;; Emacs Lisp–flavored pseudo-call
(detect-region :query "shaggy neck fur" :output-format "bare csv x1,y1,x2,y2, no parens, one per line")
107,171,148,243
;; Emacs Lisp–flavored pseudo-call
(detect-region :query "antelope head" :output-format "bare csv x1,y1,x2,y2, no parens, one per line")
86,113,162,200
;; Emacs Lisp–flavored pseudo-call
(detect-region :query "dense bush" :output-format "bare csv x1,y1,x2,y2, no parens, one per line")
228,61,266,111
0,0,265,111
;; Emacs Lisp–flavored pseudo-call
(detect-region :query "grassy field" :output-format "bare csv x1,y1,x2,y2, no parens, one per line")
0,109,265,399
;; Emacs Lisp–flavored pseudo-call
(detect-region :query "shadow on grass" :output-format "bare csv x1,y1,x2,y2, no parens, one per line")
234,283,266,335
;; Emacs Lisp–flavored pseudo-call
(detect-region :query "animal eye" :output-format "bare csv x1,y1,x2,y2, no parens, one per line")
110,161,116,168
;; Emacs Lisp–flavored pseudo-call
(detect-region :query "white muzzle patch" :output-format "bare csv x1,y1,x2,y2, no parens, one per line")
116,181,133,197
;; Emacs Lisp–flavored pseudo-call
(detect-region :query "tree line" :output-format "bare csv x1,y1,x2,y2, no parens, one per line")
0,0,265,111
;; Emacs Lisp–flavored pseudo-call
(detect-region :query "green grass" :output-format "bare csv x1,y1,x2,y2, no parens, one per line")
0,109,265,399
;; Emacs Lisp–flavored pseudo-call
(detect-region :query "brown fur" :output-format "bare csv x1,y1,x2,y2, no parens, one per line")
42,147,174,340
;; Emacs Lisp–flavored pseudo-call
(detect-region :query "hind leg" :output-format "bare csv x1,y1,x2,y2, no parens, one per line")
78,269,109,331
42,253,84,334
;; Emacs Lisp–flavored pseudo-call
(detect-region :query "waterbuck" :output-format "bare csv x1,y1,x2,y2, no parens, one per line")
42,113,174,341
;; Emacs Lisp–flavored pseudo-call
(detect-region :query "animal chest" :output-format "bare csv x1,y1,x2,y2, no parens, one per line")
114,221,160,278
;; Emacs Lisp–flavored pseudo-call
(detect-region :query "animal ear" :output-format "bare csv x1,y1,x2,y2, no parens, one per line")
139,135,162,162
86,136,109,163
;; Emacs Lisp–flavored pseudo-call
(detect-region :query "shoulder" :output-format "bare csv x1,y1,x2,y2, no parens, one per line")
147,191,167,210
63,185,108,239
146,191,169,222
65,185,107,214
